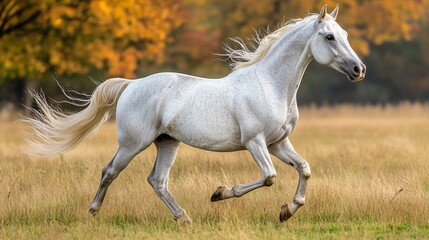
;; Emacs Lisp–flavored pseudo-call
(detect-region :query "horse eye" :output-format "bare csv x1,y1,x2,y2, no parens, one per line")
325,34,335,41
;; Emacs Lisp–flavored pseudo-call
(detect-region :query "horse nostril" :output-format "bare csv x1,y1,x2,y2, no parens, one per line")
362,66,366,74
353,66,360,75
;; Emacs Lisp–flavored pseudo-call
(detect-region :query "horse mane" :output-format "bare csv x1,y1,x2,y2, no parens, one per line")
221,14,318,70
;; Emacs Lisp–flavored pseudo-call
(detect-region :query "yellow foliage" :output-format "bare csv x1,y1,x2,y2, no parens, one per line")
327,0,429,54
0,0,182,80
0,0,427,81
216,0,429,56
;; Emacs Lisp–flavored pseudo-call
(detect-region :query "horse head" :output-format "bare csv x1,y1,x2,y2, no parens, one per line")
310,5,366,82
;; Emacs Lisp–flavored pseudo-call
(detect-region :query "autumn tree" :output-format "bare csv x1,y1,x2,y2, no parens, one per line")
160,0,428,79
0,0,182,110
159,0,226,77
215,0,429,55
1,1,429,107
0,0,41,39
160,0,428,104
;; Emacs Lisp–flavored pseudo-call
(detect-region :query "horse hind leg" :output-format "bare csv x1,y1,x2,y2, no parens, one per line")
147,134,192,225
88,146,141,215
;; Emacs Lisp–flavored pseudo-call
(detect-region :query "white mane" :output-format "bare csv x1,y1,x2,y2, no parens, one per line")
222,14,318,70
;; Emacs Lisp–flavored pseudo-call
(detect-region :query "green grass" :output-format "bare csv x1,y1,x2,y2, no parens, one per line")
2,217,428,239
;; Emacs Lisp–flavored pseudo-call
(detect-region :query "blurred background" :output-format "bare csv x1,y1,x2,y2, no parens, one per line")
0,0,428,116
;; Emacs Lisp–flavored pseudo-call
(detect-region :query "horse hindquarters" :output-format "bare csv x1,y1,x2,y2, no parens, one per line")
89,81,163,215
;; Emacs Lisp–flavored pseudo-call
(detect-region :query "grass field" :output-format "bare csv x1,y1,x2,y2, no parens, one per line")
1,104,428,239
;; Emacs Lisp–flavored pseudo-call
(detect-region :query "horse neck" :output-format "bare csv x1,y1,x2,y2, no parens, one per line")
250,21,315,107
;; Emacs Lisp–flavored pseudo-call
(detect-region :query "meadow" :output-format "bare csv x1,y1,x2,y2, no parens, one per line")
0,104,428,239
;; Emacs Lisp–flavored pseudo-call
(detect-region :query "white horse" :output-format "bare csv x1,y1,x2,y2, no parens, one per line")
26,5,365,224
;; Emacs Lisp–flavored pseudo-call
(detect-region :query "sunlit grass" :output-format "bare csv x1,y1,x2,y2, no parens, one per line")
1,104,428,239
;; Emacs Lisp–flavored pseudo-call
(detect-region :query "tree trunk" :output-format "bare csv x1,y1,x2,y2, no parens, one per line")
23,78,37,116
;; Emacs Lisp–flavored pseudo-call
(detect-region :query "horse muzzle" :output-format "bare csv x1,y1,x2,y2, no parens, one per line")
344,62,366,82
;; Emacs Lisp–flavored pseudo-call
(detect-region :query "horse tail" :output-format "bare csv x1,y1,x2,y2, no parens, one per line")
25,78,132,157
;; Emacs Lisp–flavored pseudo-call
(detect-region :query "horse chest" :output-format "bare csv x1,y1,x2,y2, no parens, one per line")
266,110,299,145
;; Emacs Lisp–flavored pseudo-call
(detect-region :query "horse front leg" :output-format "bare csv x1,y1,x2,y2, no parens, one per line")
211,137,277,201
268,138,311,222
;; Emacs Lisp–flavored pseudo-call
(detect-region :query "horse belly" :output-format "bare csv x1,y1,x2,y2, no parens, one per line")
165,105,243,152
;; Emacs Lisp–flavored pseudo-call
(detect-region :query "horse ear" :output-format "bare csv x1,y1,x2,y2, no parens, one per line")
317,4,328,23
330,4,339,20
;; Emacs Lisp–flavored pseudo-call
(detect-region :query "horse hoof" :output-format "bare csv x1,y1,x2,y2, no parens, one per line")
279,203,293,222
176,210,192,226
211,185,227,202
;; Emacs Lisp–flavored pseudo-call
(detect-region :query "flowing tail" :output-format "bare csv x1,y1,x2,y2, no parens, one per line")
25,78,132,157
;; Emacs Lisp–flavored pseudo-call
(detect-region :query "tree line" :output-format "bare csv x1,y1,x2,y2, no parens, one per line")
0,0,428,110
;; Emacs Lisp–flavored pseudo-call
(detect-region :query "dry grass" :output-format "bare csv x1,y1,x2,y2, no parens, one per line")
1,104,428,239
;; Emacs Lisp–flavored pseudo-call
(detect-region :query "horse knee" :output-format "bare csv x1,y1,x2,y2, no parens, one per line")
303,167,311,180
264,174,277,186
299,162,311,180
303,171,311,180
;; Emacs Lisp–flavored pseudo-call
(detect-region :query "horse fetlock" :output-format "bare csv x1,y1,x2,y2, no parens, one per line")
264,175,277,186
293,197,305,206
88,205,100,216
